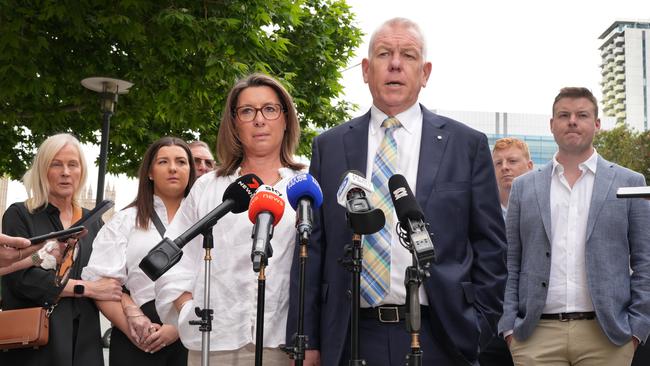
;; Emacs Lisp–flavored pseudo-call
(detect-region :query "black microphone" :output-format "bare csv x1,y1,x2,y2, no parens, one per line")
139,174,262,280
388,174,435,265
336,170,385,234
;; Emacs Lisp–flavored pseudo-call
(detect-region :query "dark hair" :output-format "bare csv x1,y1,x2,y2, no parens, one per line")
216,73,306,176
552,87,599,118
128,136,197,229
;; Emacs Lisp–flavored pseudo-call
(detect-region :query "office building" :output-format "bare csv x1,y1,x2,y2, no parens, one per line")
599,20,650,130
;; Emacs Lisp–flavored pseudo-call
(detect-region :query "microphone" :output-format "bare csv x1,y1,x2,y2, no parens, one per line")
248,185,286,272
286,173,323,244
336,170,385,234
388,174,435,265
139,173,262,280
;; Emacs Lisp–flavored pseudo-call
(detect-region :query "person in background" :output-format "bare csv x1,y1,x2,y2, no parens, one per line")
82,136,195,366
1,133,122,366
188,140,215,177
499,87,650,365
287,17,506,366
155,73,305,366
492,137,534,219
479,137,533,366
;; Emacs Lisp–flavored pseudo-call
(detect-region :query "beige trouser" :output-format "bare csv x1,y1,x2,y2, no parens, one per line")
509,319,635,366
188,343,290,366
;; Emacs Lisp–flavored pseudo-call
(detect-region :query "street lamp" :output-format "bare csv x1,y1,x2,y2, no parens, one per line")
81,77,133,204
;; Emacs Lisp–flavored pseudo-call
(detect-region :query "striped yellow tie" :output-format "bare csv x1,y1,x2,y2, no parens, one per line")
361,116,401,305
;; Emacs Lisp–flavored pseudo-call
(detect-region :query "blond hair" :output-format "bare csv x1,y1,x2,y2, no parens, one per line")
23,133,88,212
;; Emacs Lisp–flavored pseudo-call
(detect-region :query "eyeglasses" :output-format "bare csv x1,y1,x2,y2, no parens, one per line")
235,104,284,122
193,157,215,170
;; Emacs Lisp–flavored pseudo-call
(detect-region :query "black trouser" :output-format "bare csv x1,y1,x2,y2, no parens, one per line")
109,300,187,366
632,343,650,366
478,336,513,366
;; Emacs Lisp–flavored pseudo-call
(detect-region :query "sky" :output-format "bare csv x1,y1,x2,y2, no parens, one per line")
6,0,649,210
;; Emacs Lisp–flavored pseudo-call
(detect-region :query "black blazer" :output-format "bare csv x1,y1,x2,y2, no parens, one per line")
286,106,507,364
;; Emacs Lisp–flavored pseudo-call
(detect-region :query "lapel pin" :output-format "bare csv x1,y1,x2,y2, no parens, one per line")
436,135,442,140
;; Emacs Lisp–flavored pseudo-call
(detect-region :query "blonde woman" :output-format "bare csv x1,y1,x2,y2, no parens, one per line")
1,133,122,366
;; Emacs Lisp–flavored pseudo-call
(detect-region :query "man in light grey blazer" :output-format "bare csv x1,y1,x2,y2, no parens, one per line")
499,87,650,365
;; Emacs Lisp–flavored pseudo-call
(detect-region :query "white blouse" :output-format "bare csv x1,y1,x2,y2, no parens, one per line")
155,167,300,351
81,196,172,307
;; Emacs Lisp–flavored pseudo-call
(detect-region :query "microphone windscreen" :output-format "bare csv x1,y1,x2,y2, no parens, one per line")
287,173,323,210
248,185,285,226
223,173,263,213
388,174,424,222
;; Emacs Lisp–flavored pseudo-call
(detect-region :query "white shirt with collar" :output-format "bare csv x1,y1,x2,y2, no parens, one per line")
363,102,427,306
154,167,300,351
543,150,599,314
82,195,173,307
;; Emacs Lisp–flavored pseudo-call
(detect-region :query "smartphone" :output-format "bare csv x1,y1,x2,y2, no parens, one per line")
71,199,115,228
29,226,85,244
616,186,650,198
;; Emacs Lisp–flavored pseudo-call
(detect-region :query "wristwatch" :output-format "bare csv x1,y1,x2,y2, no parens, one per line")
73,284,85,297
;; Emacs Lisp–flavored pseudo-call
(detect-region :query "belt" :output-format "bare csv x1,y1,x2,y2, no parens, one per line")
540,312,596,321
359,305,429,323
359,305,408,323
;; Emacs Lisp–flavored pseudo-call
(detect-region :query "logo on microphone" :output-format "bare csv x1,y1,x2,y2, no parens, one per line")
248,178,261,190
393,187,408,201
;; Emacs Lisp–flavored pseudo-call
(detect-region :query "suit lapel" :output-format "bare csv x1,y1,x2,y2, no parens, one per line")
586,157,615,241
416,106,449,206
343,110,371,174
536,163,553,242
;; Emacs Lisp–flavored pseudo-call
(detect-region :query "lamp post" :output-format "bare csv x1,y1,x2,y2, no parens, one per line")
81,77,133,204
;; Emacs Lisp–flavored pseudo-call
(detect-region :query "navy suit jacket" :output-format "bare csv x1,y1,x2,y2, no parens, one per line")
287,106,507,364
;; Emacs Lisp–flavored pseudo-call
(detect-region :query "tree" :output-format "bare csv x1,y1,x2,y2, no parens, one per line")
594,124,650,183
0,0,362,178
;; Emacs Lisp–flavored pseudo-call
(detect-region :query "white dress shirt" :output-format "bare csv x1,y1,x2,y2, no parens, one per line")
155,167,300,351
82,195,172,307
364,102,427,306
543,150,598,314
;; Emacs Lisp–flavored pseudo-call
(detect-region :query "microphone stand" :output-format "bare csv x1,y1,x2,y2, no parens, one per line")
404,252,426,366
340,233,366,366
283,232,309,365
398,223,430,366
188,228,215,366
253,242,273,366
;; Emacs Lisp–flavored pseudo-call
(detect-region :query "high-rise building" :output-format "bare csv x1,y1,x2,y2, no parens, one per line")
599,20,650,130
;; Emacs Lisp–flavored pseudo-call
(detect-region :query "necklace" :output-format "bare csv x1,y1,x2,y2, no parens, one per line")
239,167,283,186
269,175,283,186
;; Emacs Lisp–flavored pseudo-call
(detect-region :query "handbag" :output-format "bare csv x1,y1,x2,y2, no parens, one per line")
0,306,51,350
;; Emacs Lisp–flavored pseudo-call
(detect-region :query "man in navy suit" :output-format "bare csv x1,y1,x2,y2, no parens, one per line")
499,87,650,365
286,18,507,365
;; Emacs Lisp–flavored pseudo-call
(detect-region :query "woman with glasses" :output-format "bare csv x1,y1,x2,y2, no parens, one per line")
188,140,215,178
82,137,195,366
1,133,122,366
155,73,305,366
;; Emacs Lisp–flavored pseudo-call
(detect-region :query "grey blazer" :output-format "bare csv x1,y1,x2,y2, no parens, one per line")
498,156,650,345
